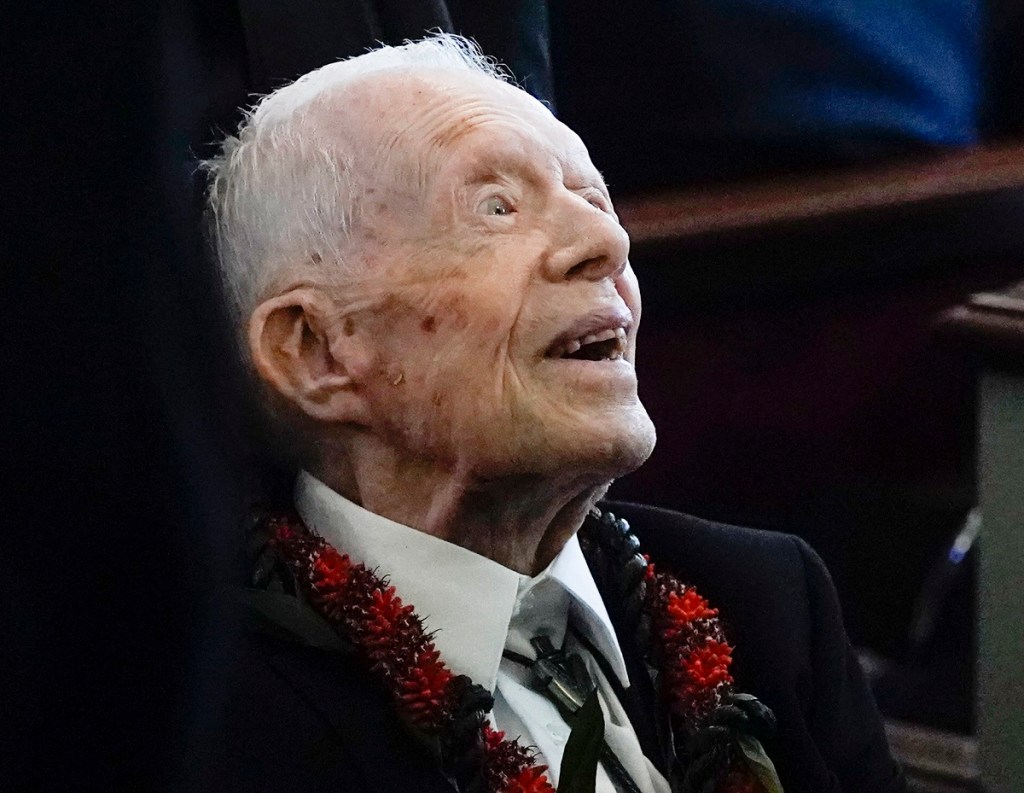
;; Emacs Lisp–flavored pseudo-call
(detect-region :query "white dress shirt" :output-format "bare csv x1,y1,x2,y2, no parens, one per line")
296,472,670,793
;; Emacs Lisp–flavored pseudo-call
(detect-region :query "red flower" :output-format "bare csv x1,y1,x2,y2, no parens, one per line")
664,638,734,720
645,571,737,729
480,726,548,792
397,649,454,727
666,588,718,625
311,547,351,591
681,639,733,690
483,726,508,752
365,586,415,633
505,765,556,793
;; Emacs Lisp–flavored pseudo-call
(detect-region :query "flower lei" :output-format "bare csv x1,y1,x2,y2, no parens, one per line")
258,512,780,793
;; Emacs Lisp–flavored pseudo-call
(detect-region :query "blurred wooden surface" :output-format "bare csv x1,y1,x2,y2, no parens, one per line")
618,143,1024,244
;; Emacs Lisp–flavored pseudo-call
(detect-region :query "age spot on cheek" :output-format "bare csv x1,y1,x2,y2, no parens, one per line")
343,317,355,336
420,315,436,333
437,295,469,331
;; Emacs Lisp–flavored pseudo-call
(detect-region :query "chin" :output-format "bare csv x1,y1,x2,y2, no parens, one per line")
545,407,657,485
604,411,658,478
458,401,656,486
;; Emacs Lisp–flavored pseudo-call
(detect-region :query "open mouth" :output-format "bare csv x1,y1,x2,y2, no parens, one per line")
548,327,627,362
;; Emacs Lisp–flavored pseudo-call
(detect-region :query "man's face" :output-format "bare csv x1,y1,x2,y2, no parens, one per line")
333,71,656,486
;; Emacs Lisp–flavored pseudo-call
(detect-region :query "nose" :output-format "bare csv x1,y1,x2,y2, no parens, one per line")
543,198,630,282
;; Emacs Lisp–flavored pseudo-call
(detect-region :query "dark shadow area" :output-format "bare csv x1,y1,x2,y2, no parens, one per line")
6,1,1023,788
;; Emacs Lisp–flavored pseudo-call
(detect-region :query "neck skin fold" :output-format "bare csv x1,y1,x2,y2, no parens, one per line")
313,437,609,575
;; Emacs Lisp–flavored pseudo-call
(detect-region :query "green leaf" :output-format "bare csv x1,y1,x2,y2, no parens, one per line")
737,734,785,793
224,586,349,654
557,690,605,793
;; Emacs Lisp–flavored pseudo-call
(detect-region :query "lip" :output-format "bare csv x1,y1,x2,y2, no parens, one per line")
544,306,634,360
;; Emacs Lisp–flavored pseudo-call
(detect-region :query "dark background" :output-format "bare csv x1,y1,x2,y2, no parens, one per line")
5,1,1022,788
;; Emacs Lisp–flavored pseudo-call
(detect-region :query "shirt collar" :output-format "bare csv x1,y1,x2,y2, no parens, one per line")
548,535,631,687
295,471,631,690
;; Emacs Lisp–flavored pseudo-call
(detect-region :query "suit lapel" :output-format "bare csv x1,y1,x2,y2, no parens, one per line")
268,644,456,793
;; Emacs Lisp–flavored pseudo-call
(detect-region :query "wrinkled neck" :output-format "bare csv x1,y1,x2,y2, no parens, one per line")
314,439,607,575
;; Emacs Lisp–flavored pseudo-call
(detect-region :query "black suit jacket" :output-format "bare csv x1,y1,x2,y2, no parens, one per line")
188,503,905,793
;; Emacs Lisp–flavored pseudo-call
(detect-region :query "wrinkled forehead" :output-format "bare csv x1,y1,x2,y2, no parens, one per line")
316,69,599,190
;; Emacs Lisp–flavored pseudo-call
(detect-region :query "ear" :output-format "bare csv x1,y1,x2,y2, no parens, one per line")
248,287,369,424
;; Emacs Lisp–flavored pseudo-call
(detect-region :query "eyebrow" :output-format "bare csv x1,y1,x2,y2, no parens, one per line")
569,170,610,193
458,149,611,200
458,149,549,189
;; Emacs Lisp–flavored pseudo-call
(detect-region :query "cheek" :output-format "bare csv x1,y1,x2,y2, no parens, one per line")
377,304,510,393
421,288,517,354
364,255,531,389
427,291,471,332
479,316,503,335
617,264,642,320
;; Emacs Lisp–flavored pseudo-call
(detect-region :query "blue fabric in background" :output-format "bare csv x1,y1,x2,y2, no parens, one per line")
658,0,982,145
550,0,985,188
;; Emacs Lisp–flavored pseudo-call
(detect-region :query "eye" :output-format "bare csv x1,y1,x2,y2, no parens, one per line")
478,195,515,217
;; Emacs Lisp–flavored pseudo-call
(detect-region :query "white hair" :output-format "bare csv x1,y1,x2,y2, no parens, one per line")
202,33,510,331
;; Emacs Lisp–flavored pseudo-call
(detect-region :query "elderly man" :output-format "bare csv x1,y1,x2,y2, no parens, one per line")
201,35,904,793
